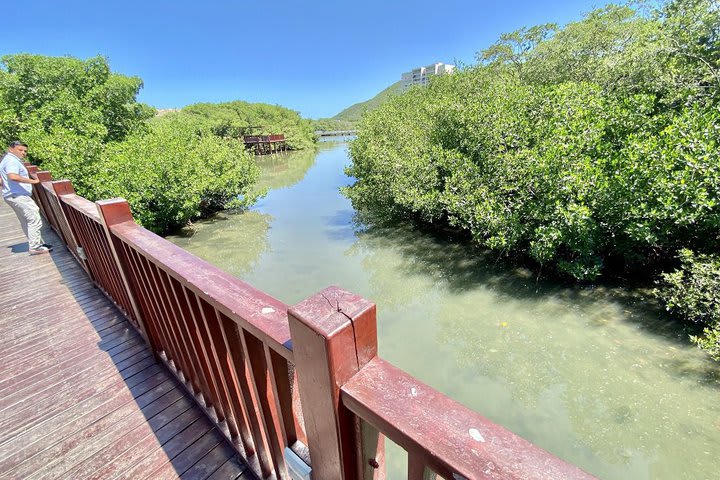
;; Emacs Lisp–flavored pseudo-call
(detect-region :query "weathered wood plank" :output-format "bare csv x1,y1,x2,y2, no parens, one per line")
0,344,151,414
0,200,254,480
118,426,222,480
0,357,161,443
29,395,196,479
88,415,213,480
180,441,244,479
0,322,133,382
0,362,164,467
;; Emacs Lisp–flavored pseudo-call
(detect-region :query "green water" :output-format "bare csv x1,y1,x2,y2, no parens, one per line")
168,142,720,479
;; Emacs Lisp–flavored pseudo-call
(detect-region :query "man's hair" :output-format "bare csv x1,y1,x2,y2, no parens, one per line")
8,141,27,148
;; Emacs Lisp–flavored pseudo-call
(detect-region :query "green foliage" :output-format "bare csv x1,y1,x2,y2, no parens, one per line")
0,54,152,143
346,0,720,358
346,0,719,282
95,117,260,234
0,54,262,234
175,101,316,150
0,54,154,196
309,118,355,132
332,81,404,124
656,250,720,359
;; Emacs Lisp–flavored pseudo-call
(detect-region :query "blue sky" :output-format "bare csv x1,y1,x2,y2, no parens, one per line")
3,1,608,119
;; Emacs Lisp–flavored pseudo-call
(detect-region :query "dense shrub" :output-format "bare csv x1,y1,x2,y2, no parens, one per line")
0,54,304,234
178,101,316,150
347,0,718,277
94,117,259,234
656,250,720,359
345,0,720,357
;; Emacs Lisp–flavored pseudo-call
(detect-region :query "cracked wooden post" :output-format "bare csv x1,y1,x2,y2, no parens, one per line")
288,286,385,480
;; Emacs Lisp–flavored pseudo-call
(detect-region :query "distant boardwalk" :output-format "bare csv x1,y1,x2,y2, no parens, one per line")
0,201,255,479
315,130,357,137
242,134,287,155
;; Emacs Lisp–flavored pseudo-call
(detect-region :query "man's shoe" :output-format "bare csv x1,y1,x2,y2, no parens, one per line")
29,245,52,255
41,243,53,249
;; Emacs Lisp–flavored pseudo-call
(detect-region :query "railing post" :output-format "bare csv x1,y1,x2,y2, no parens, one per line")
96,198,157,354
50,180,83,256
27,166,43,214
288,286,385,480
33,171,58,230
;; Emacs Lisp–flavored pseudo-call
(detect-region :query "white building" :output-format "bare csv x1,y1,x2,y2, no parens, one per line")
401,63,455,90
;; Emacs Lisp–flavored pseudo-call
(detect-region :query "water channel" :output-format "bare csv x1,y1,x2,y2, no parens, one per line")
167,141,720,479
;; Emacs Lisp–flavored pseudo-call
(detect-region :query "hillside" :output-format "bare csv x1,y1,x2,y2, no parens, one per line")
331,81,403,124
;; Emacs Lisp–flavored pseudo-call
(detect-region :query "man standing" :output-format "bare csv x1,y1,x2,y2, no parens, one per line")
0,141,52,255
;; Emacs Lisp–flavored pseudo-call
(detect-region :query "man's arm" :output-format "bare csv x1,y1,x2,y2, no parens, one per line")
7,173,39,185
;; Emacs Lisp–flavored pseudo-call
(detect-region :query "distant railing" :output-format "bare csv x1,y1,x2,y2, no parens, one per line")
27,163,596,480
243,134,287,155
315,130,358,137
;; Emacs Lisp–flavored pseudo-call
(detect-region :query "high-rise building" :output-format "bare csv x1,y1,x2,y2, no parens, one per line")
401,63,455,90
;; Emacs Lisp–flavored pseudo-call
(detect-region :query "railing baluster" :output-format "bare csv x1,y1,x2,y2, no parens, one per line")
33,171,60,234
85,216,125,306
179,289,223,411
147,261,194,386
357,418,385,479
223,323,274,478
122,244,168,358
266,348,304,447
157,272,204,397
137,254,184,372
167,285,211,402
216,312,254,454
197,304,244,440
95,199,151,344
189,295,230,421
241,332,289,479
408,455,435,480
51,181,88,273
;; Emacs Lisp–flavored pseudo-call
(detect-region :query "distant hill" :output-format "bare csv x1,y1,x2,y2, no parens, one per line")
331,81,404,124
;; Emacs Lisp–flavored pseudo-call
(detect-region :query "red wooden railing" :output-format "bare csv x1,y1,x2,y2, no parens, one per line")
242,134,287,155
26,166,596,480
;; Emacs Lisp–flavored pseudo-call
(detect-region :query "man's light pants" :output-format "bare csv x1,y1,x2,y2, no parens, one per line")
4,194,44,250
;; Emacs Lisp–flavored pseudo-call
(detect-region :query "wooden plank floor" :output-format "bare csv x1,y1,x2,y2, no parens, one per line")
0,200,256,480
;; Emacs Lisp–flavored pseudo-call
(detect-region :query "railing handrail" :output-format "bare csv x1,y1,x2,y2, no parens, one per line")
110,220,293,360
341,357,596,479
60,192,103,221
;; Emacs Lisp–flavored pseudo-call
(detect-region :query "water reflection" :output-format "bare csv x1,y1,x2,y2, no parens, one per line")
168,142,720,480
167,210,272,277
253,147,318,193
348,220,720,480
167,149,321,276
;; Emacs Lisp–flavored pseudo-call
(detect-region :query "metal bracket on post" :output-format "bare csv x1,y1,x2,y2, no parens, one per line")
76,245,87,261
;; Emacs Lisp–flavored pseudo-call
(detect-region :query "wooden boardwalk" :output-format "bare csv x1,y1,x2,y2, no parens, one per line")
0,201,255,479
